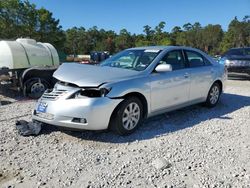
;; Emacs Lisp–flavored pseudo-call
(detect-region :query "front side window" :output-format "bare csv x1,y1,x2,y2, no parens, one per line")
159,50,185,70
101,49,161,71
185,51,206,68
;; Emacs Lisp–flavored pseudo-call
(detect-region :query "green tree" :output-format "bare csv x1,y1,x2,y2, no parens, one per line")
103,30,116,54
155,21,166,35
202,24,223,54
154,21,170,45
0,0,65,50
0,0,24,38
143,25,155,41
115,29,134,51
183,23,193,31
65,27,80,55
1,1,250,56
135,34,150,47
176,22,203,48
220,17,250,52
170,26,182,45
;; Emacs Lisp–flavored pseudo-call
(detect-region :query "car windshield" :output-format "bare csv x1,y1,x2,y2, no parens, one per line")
225,48,244,56
245,48,250,55
100,49,161,71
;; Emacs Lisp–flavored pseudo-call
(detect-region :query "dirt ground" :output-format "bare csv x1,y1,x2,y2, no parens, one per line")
0,79,250,188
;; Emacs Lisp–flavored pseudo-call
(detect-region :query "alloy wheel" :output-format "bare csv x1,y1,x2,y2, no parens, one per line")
209,85,220,105
122,102,141,130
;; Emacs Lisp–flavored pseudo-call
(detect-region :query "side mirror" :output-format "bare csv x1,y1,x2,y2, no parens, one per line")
155,64,172,73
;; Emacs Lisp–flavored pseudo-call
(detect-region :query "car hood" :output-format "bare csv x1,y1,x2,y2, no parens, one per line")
53,63,140,87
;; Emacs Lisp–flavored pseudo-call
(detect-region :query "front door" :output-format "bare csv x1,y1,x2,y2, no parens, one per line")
150,50,190,113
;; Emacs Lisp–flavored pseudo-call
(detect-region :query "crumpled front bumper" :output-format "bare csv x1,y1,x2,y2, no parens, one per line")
32,93,122,130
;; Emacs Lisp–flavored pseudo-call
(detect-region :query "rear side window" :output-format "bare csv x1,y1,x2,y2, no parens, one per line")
160,50,185,70
185,51,211,68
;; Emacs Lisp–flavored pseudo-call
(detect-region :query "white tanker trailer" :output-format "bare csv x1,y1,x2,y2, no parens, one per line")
0,38,60,98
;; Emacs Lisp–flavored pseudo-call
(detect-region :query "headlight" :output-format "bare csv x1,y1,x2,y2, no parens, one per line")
218,57,226,65
224,59,230,66
72,87,111,98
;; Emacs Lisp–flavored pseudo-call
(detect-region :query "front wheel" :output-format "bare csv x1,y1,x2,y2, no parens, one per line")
110,97,143,135
205,82,221,107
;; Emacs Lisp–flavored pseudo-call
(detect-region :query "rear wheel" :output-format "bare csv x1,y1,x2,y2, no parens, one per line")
24,78,49,99
110,97,143,135
205,82,221,107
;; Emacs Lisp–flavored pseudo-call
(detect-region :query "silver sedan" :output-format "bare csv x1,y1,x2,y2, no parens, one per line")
32,46,226,135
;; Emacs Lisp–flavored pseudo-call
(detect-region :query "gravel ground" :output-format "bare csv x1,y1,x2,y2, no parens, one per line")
0,79,250,188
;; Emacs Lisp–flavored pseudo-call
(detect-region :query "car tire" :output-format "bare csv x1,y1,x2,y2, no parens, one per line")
24,78,49,99
205,82,221,108
110,97,143,135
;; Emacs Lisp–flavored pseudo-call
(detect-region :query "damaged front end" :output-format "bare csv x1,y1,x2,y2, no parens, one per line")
32,80,122,130
70,87,111,98
41,80,112,100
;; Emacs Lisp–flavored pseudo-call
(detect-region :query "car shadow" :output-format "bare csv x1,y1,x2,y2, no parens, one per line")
47,92,250,143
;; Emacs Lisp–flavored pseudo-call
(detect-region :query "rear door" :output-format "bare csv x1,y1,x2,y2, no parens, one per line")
150,50,190,112
184,50,214,101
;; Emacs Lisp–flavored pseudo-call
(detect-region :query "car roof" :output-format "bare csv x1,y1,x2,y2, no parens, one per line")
128,45,202,52
228,47,250,50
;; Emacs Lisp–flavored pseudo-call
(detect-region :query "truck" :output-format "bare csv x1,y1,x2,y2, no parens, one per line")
0,38,60,98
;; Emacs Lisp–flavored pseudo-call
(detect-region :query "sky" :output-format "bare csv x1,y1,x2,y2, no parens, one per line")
29,0,250,34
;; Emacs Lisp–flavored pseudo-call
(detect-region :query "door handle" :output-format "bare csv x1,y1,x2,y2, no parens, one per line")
184,73,189,78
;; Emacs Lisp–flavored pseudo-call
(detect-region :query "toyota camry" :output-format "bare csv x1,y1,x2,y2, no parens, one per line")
32,46,226,135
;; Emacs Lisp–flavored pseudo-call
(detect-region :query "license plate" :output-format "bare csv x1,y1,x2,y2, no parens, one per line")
36,112,54,120
37,102,48,113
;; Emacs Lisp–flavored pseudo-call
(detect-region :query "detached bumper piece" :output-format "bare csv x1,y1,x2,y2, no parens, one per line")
16,120,42,136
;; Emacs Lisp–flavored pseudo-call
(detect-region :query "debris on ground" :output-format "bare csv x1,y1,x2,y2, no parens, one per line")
15,120,42,136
